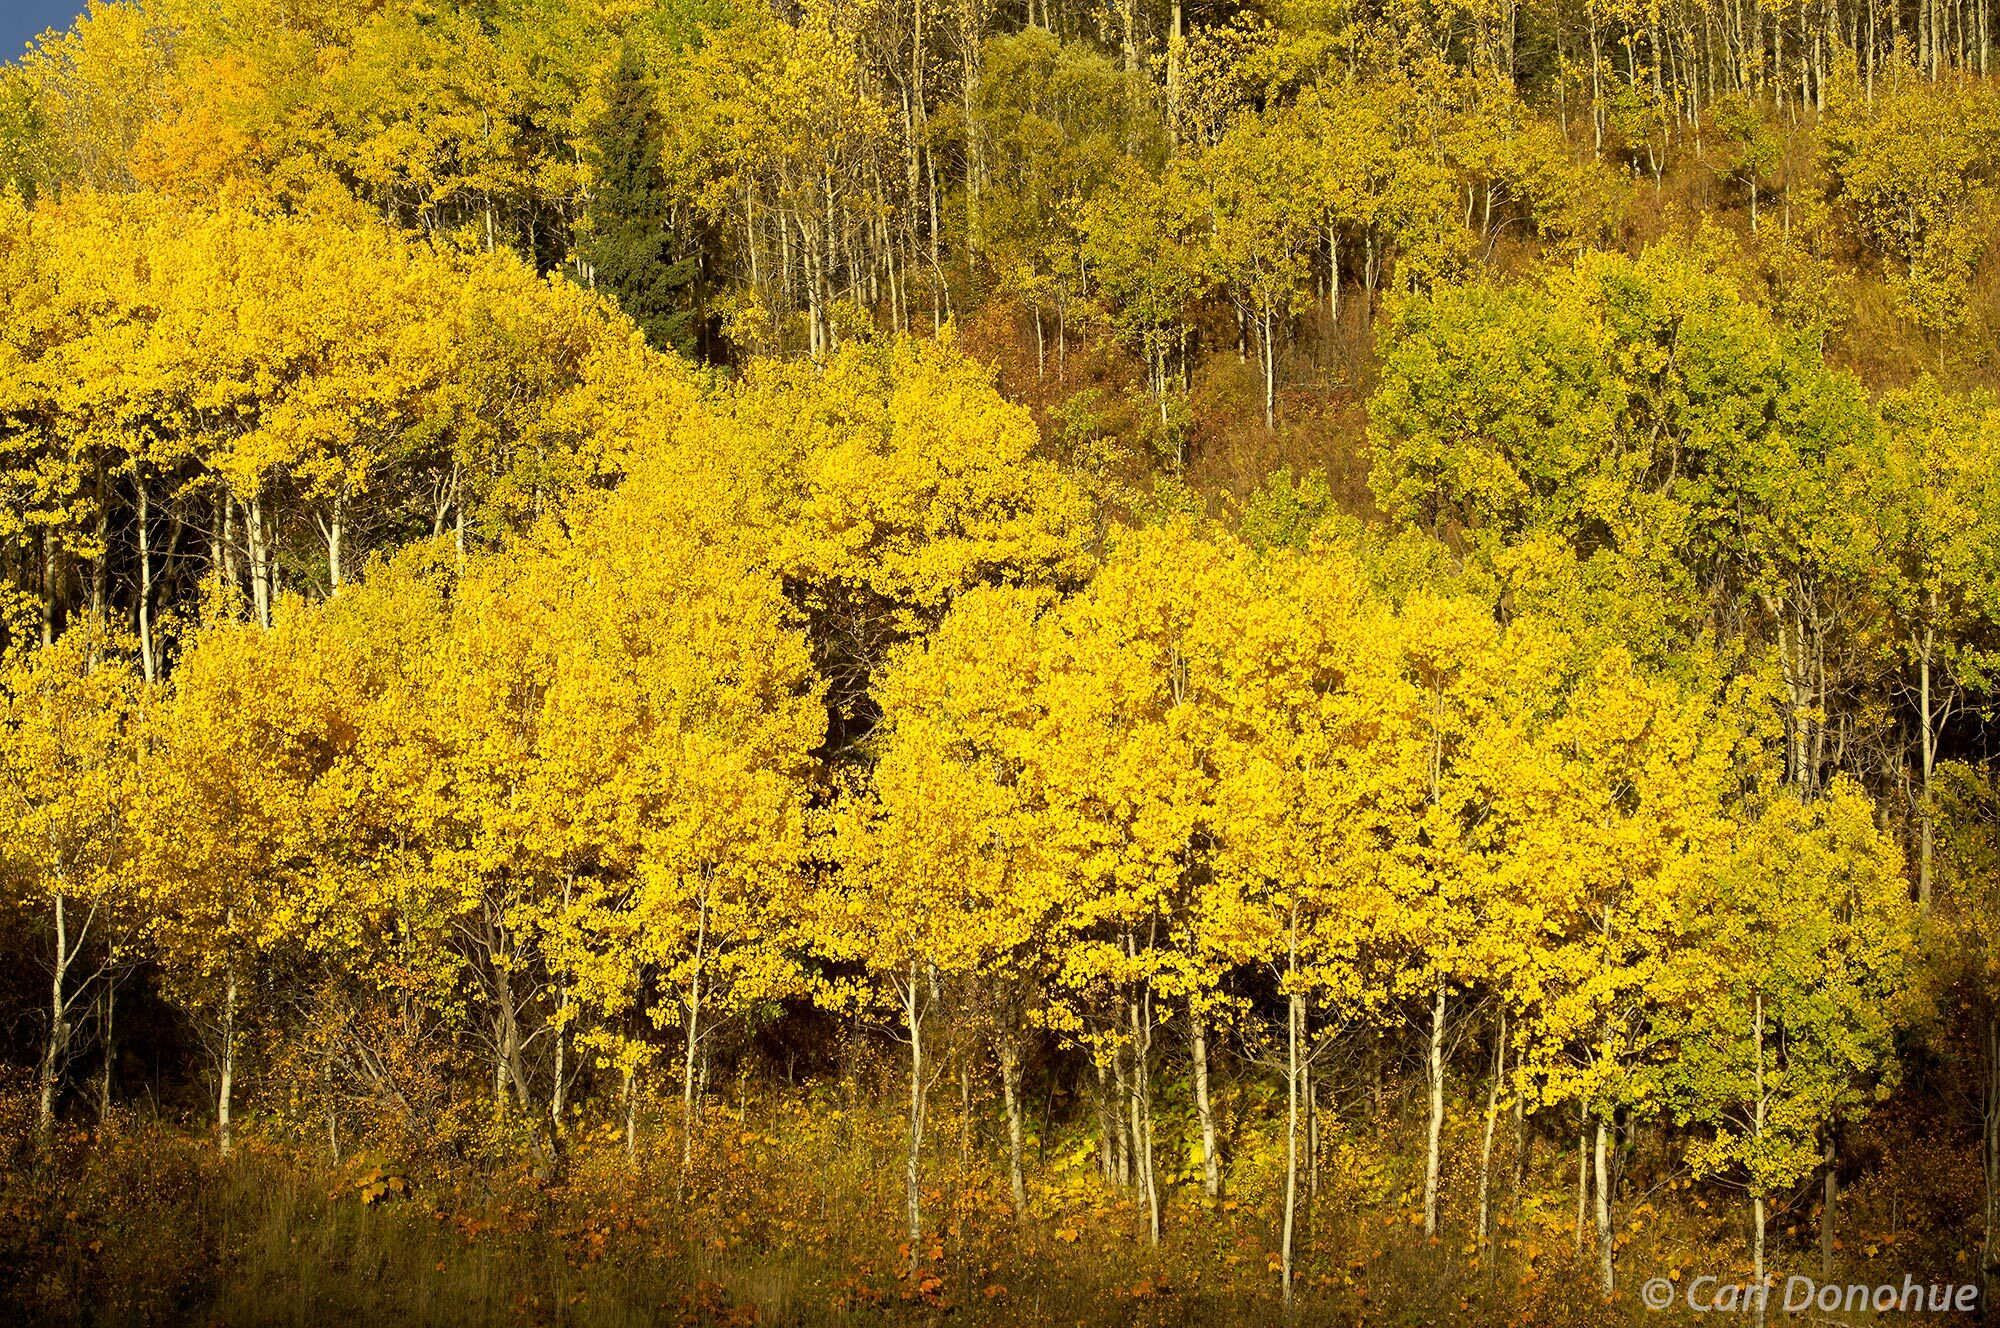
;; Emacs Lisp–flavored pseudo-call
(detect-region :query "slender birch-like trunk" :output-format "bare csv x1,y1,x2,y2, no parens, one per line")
1124,934,1160,1246
1594,1116,1614,1294
1752,990,1768,1326
136,475,156,683
1917,610,1941,909
1575,1114,1589,1254
999,1036,1028,1222
1984,1015,1999,1304
38,891,73,1148
1476,1007,1508,1249
96,980,114,1119
219,907,237,1157
1192,1011,1220,1199
1422,985,1448,1237
244,492,272,630
1281,910,1302,1308
902,962,928,1270
681,887,708,1171
623,1065,638,1168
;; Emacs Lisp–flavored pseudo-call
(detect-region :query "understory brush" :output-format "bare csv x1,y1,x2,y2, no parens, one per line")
6,1076,1949,1328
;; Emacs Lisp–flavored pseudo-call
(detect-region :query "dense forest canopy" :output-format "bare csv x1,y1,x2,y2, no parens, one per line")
4,0,2000,1324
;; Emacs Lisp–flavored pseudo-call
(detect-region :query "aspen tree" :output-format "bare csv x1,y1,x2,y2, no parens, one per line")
1201,110,1317,430
1210,543,1404,1300
1667,782,1915,1315
1860,385,2000,907
1078,161,1211,429
731,335,1090,736
826,663,1040,1264
1383,593,1529,1242
1027,521,1244,1246
511,449,823,1169
861,584,1064,1225
1509,648,1743,1294
136,603,363,1155
0,628,140,1147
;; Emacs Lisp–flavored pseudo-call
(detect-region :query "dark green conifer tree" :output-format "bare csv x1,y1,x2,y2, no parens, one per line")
580,43,701,356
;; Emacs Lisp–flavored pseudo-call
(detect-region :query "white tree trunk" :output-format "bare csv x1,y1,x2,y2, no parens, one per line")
1192,1012,1220,1199
325,488,345,591
219,916,237,1157
1574,1115,1589,1254
1281,917,1302,1308
1918,617,1939,909
1262,310,1278,430
1752,989,1768,1326
623,1065,638,1168
999,1036,1028,1222
1594,1117,1614,1294
1476,1007,1507,1249
136,476,156,683
244,492,272,630
680,890,708,1172
38,892,73,1147
902,964,928,1269
1984,1015,1999,1304
1423,985,1448,1237
1126,937,1161,1246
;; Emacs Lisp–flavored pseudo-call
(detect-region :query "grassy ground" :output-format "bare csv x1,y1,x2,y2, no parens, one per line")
0,1071,1795,1328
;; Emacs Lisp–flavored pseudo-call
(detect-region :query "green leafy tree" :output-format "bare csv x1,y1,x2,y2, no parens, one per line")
1665,782,1916,1304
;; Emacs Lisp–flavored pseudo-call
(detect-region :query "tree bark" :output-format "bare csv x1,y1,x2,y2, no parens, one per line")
96,980,114,1119
1752,989,1768,1326
1281,912,1302,1308
136,475,155,684
623,1065,638,1168
1594,1115,1613,1294
38,892,74,1149
323,487,346,591
1917,616,1939,909
1985,1014,1999,1305
1116,0,1140,151
40,530,55,648
1422,984,1448,1238
1125,934,1160,1245
323,1044,339,1162
219,911,236,1157
1513,1092,1528,1224
958,1057,973,1170
681,886,708,1172
1096,1056,1117,1184
1307,1058,1320,1207
999,1035,1028,1222
244,492,272,630
1192,1011,1220,1199
550,982,568,1136
1261,310,1277,431
1754,1190,1768,1326
90,461,108,633
902,961,928,1271
1574,1114,1589,1255
1476,1007,1507,1249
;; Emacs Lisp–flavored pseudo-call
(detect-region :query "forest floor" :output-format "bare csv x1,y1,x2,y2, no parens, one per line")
1,1073,1922,1328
